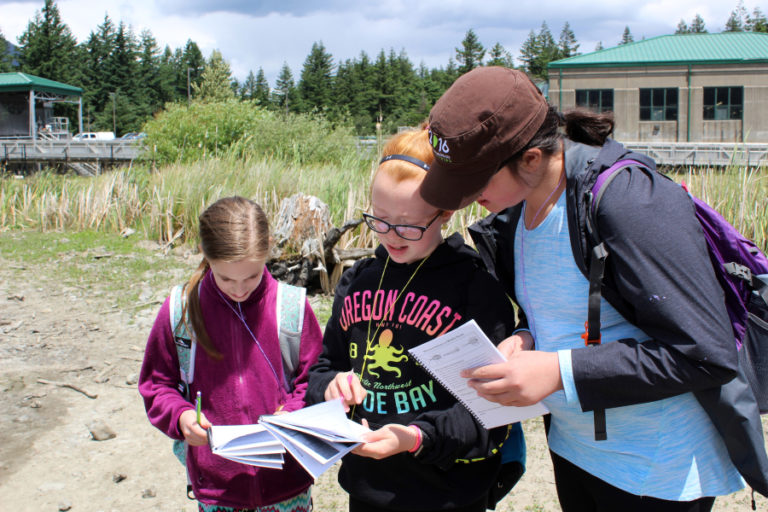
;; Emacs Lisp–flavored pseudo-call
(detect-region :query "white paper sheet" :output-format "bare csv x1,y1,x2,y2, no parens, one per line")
206,399,366,477
408,319,548,429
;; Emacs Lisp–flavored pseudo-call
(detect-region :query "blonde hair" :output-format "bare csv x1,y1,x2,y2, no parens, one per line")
374,127,434,185
184,196,270,358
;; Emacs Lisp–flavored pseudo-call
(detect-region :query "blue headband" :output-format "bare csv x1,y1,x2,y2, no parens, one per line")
379,154,430,172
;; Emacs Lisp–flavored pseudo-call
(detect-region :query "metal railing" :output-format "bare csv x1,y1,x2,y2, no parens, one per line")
623,142,768,168
1,138,143,163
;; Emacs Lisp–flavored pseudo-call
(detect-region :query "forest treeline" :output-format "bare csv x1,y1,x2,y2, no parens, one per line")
1,0,767,136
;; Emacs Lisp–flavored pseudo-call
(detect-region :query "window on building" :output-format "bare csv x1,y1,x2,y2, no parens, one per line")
703,86,743,120
575,89,614,113
639,88,678,121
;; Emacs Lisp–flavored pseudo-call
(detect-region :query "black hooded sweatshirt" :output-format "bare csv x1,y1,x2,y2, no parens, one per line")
307,233,517,510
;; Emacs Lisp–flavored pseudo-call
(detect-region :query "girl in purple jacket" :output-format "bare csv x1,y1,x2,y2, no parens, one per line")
139,196,323,512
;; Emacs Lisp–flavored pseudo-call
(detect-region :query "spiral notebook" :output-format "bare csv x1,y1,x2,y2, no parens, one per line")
408,320,548,429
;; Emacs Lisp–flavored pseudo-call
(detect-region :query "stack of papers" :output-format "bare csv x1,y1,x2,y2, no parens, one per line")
408,319,548,429
207,399,369,479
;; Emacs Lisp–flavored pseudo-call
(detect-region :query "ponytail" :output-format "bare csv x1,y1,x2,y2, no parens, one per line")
183,258,222,359
561,108,614,147
503,105,615,169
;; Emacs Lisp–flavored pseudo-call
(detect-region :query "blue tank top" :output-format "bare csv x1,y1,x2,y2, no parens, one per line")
514,192,743,500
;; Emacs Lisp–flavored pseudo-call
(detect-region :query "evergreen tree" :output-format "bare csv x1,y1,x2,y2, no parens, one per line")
192,49,235,102
16,0,79,83
108,23,143,132
425,60,459,105
182,40,205,98
85,21,146,134
455,29,485,74
298,41,334,112
240,70,257,99
273,61,297,113
254,68,270,105
138,30,175,110
725,1,747,31
0,30,12,72
675,19,689,34
518,22,558,80
442,58,460,86
158,45,184,104
690,14,708,33
557,22,580,58
81,15,116,127
746,7,768,32
333,51,379,133
413,62,438,114
619,26,634,45
377,48,419,130
537,22,558,71
105,22,139,96
486,43,514,68
519,30,540,76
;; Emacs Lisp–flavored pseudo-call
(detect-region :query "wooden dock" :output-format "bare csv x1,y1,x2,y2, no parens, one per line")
1,138,143,175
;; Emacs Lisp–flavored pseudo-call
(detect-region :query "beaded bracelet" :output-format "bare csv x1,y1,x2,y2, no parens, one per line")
407,425,422,453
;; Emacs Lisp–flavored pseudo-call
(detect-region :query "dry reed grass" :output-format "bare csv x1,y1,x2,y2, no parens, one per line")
2,161,766,256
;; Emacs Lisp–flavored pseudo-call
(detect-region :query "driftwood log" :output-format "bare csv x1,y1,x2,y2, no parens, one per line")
267,194,371,294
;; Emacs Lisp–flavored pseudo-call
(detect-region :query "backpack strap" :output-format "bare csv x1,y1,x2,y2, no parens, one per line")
170,284,197,399
169,284,197,498
584,159,649,442
276,282,306,390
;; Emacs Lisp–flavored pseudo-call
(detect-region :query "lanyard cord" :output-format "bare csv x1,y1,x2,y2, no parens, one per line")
519,170,565,342
350,252,431,419
213,285,287,394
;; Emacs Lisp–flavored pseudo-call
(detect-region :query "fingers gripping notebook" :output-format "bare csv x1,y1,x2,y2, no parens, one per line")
408,320,548,429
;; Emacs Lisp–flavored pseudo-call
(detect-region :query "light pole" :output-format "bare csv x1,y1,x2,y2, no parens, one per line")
187,68,192,105
110,92,117,135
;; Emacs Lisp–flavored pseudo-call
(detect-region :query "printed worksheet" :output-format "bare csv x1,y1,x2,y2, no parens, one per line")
409,320,548,429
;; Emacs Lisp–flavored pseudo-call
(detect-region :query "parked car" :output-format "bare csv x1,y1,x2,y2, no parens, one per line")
119,132,147,141
73,131,115,141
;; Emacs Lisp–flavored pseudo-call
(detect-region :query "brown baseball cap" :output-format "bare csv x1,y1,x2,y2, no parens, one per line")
421,66,549,210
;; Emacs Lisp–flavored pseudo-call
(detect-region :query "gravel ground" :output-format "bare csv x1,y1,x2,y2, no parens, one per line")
0,237,764,512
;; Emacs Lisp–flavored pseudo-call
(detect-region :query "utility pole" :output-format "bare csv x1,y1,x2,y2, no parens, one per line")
111,92,117,135
187,67,192,105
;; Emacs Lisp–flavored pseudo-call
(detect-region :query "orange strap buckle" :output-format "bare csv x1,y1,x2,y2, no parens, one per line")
581,320,601,346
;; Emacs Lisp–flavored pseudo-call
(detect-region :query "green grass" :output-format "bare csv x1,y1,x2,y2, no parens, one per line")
0,229,336,321
309,294,334,328
0,230,192,309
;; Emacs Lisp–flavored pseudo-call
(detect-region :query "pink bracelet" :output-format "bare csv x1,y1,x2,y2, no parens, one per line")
407,425,422,453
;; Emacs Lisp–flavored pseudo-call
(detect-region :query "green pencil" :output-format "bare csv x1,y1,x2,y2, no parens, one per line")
196,390,202,425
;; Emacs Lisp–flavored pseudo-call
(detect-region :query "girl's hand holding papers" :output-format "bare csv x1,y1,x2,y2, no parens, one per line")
462,350,563,407
353,420,420,459
179,409,212,446
324,371,366,412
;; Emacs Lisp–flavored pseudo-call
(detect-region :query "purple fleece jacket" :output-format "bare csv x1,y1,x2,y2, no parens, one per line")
139,269,323,508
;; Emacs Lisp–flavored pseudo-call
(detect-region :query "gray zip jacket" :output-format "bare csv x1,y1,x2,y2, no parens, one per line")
469,138,768,496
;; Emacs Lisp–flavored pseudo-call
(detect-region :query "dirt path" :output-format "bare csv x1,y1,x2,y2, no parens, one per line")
0,247,764,512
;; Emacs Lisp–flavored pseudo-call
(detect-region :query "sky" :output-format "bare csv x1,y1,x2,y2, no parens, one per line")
0,0,750,85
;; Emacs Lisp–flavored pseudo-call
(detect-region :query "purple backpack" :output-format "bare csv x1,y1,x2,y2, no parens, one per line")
588,159,768,415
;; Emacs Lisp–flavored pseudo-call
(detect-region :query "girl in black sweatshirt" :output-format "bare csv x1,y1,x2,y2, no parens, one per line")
307,128,525,512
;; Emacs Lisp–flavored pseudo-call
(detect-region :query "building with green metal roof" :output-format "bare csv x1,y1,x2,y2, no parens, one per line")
0,72,83,139
548,32,768,143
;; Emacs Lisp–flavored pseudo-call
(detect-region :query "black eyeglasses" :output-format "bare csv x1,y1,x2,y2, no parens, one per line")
362,212,442,241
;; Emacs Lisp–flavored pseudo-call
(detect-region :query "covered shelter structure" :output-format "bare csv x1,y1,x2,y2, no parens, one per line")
548,32,768,144
0,72,83,139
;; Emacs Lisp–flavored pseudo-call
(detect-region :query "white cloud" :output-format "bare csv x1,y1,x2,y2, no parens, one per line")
1,0,740,84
